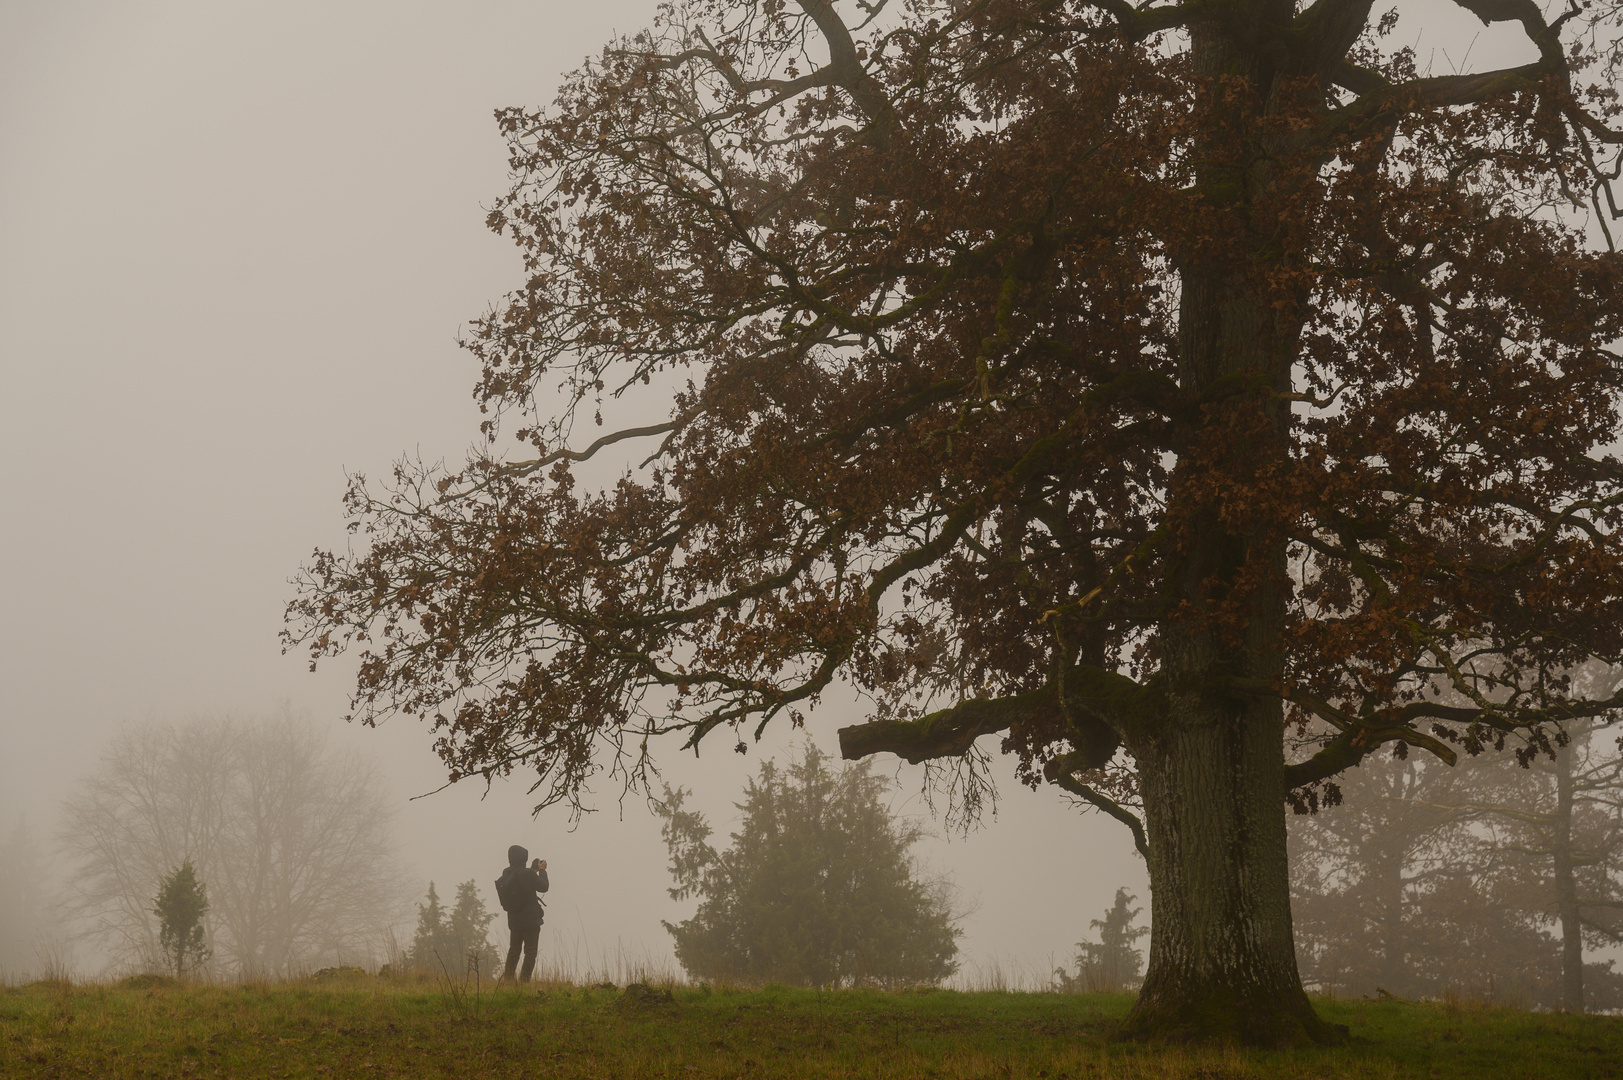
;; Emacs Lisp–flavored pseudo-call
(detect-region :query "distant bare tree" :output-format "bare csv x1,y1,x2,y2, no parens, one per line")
1286,756,1468,998
1290,666,1623,1011
60,712,408,977
1432,713,1623,1012
1286,755,1548,1002
59,722,235,970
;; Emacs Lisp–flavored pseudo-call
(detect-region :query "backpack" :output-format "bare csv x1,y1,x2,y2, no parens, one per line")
494,867,518,913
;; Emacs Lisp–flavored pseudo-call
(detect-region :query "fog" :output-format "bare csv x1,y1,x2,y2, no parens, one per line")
2,0,1608,992
0,0,1149,982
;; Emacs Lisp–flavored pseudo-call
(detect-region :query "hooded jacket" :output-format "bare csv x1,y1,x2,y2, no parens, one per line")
496,844,549,930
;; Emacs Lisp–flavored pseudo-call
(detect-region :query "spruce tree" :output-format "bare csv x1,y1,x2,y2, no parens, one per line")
1057,888,1148,993
153,860,211,978
445,880,500,979
408,881,447,972
658,745,958,988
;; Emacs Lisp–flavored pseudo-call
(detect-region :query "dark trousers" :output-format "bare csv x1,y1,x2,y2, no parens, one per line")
505,921,540,981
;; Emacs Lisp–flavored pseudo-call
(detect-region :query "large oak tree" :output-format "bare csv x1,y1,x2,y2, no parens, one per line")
289,0,1623,1043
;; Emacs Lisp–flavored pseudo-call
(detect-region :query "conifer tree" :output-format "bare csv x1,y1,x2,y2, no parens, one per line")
408,879,501,977
657,745,958,988
445,880,501,979
1057,888,1148,993
153,860,211,978
408,881,448,973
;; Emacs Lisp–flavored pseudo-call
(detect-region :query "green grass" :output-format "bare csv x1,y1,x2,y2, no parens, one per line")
2,975,1619,1079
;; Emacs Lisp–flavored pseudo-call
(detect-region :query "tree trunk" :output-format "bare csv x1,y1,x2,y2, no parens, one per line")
1122,684,1345,1045
1553,741,1584,1012
1111,237,1338,1038
1115,181,1340,1043
1374,844,1408,996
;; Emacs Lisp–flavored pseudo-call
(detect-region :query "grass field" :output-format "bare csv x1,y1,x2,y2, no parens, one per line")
3,975,1620,1079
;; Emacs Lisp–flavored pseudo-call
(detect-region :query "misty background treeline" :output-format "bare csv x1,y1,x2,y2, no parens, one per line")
1289,718,1623,1010
1285,662,1623,1012
2,709,1621,1004
0,712,411,979
60,712,406,978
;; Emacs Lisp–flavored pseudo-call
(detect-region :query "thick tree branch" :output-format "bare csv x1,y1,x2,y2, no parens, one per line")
1449,0,1552,37
1284,729,1384,790
1295,0,1380,78
1281,717,1464,789
1288,690,1455,761
797,0,897,141
1317,0,1576,146
1330,59,1392,98
837,685,1054,764
837,664,1146,765
1222,682,1463,790
1280,681,1623,793
1113,0,1227,40
824,377,969,450
1324,64,1552,134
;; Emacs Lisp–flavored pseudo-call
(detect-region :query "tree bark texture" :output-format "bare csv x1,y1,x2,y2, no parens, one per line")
1126,695,1342,1043
1120,255,1336,1042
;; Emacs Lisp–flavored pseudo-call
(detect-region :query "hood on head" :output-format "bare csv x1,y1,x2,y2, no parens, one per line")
508,845,529,868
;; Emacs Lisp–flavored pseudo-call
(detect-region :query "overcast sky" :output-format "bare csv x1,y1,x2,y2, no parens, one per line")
0,0,1163,981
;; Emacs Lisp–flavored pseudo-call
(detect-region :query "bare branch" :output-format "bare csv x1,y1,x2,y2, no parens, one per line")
504,422,678,477
1045,753,1150,859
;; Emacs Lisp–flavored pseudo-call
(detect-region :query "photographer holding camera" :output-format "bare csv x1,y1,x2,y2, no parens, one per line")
494,844,549,982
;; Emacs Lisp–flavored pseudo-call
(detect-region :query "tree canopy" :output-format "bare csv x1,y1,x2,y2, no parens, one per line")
656,744,959,988
288,0,1623,1043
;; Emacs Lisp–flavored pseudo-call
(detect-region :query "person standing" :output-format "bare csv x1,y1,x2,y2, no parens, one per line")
495,844,549,982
